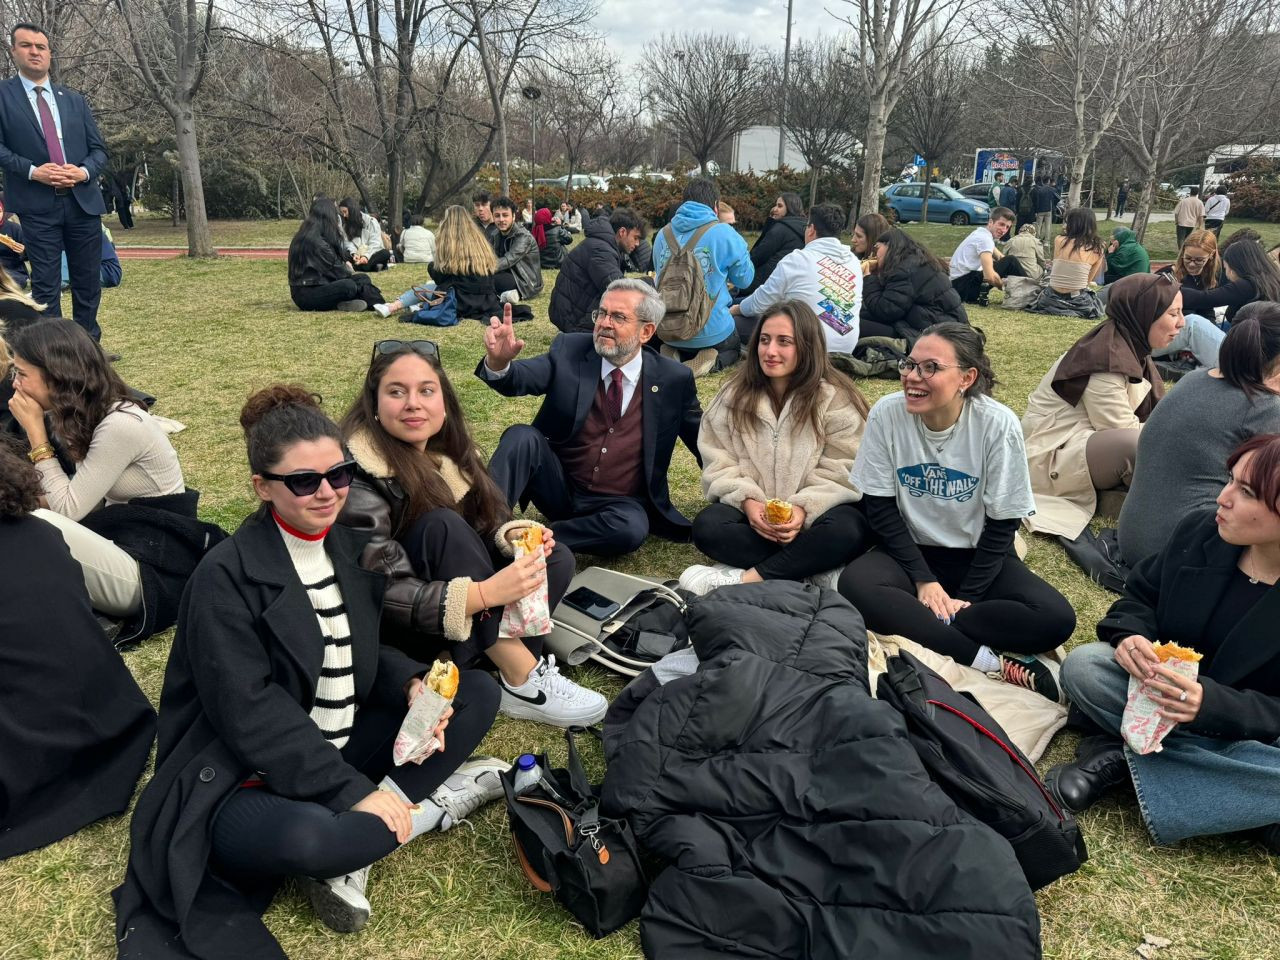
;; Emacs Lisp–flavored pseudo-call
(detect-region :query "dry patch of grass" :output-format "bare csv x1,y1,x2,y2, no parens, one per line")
1,257,1276,959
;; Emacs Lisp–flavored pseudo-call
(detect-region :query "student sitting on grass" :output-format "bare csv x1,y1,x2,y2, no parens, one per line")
1104,227,1150,281
1002,223,1046,281
860,227,967,343
374,205,501,321
948,207,1025,305
288,197,385,312
6,320,219,645
338,339,605,728
0,443,155,862
113,386,505,955
338,196,392,272
1119,304,1280,568
1047,434,1280,853
1027,207,1106,318
838,322,1076,700
850,212,892,276
1021,274,1184,542
679,301,872,594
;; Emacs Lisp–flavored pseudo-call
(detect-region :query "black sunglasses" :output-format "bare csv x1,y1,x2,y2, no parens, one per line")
260,460,357,497
372,339,440,363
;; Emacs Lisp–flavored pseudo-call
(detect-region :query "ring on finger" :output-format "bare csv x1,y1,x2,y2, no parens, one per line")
1179,690,1188,702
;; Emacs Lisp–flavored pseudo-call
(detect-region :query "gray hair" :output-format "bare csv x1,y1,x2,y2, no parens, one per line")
604,278,665,327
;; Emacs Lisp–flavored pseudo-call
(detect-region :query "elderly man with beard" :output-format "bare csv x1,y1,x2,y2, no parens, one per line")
478,278,703,556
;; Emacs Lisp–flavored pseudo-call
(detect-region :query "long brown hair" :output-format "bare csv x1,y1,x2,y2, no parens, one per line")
341,345,509,536
8,320,134,461
725,300,870,437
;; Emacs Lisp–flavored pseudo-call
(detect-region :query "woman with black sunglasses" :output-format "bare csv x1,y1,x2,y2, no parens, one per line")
1022,274,1185,542
337,339,606,729
114,384,503,955
839,322,1076,701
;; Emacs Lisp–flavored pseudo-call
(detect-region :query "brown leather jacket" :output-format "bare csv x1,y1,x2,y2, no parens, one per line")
337,430,532,651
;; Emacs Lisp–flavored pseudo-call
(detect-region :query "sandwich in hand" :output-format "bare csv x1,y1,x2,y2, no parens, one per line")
765,499,793,525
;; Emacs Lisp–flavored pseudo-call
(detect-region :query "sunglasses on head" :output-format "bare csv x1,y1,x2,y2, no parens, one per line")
260,460,357,497
372,339,440,363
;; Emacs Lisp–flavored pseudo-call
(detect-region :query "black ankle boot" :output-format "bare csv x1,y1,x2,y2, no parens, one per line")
1258,824,1280,855
1045,735,1129,814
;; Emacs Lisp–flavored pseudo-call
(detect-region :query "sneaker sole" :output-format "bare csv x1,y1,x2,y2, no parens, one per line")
297,877,370,933
499,690,607,727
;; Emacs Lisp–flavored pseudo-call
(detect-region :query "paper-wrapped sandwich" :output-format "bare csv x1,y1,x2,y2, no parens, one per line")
1121,642,1203,755
500,524,552,638
393,660,458,766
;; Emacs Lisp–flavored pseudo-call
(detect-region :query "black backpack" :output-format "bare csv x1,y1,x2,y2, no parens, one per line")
877,651,1087,890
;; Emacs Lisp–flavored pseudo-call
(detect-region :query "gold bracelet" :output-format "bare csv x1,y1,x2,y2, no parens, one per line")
27,443,54,463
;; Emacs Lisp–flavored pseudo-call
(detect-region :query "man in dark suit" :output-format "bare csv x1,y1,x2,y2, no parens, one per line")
0,23,108,340
478,278,703,556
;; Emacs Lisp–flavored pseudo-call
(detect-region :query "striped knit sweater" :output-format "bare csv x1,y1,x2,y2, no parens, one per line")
277,517,357,750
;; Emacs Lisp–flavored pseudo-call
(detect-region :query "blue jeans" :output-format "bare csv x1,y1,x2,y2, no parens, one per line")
397,282,436,309
1062,642,1280,844
1150,313,1225,367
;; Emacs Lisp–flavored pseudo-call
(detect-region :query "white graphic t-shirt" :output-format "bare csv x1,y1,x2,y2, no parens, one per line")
850,392,1036,548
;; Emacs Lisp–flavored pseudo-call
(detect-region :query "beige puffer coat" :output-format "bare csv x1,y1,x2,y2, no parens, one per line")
698,380,864,526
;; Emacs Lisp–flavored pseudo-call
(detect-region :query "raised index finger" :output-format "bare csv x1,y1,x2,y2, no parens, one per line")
503,301,513,326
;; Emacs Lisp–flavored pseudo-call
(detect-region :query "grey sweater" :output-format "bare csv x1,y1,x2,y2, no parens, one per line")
1118,370,1280,565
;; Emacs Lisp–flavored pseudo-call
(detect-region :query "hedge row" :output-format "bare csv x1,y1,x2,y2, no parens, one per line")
1224,160,1280,223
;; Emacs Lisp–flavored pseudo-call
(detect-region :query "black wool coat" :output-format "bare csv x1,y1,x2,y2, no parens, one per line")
1098,509,1280,743
112,507,428,960
0,514,155,861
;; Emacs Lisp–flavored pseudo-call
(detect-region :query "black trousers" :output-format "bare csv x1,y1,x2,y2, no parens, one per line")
951,257,1027,303
399,507,575,666
1205,219,1224,238
209,668,499,881
692,501,871,580
837,545,1076,665
24,194,102,340
488,424,651,556
494,270,519,296
353,249,391,271
290,275,384,311
1176,225,1193,249
859,318,898,340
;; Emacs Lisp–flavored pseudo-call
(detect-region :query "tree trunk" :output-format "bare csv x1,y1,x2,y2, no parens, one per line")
1068,152,1088,208
387,152,404,229
171,174,179,227
921,170,931,223
173,105,216,257
859,97,890,218
808,165,819,207
1130,164,1159,245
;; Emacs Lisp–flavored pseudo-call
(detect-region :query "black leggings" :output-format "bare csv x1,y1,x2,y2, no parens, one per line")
859,318,898,340
209,668,499,880
837,545,1076,664
401,507,575,666
692,501,871,581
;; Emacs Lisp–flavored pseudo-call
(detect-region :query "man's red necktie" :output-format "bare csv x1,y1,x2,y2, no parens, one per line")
606,368,623,421
34,86,65,165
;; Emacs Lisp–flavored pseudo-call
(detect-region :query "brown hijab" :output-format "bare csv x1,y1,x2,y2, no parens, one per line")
1050,272,1175,421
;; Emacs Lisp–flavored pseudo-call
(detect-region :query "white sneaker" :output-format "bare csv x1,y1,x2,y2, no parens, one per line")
500,655,608,727
806,568,843,591
299,865,371,933
429,755,511,830
678,563,744,596
373,302,395,318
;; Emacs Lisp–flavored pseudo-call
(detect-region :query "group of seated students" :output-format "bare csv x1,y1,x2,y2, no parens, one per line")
11,182,1280,954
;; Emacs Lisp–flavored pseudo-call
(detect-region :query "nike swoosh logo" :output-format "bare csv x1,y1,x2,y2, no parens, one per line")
505,687,547,706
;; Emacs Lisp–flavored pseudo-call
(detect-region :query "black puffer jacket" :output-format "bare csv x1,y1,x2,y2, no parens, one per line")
539,224,573,269
742,215,807,295
603,582,1041,960
862,261,968,341
549,216,625,332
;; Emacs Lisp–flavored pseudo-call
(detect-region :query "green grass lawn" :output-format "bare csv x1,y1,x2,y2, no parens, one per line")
2,256,1277,960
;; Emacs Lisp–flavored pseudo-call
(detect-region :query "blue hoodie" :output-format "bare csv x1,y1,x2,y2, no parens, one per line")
652,201,754,349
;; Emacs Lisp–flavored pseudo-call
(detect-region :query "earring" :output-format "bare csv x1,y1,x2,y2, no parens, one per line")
374,414,380,422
